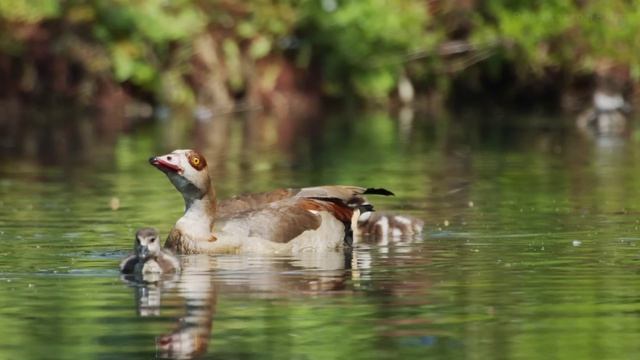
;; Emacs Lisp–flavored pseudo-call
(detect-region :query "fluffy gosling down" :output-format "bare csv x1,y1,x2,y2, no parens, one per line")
120,228,181,274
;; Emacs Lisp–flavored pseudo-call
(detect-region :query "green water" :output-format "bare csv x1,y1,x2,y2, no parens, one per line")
2,110,640,359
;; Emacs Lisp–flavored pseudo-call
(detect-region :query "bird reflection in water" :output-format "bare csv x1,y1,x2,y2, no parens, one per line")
122,233,423,359
121,255,215,359
155,255,217,359
121,272,180,317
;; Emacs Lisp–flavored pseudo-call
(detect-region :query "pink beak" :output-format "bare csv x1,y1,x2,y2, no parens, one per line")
149,156,183,174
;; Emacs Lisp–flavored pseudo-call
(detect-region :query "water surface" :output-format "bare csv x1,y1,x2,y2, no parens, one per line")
2,110,640,359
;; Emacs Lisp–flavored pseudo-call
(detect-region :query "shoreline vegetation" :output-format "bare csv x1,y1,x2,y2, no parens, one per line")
0,1,638,123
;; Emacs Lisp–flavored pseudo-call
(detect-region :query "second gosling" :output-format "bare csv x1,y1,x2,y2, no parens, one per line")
120,228,180,274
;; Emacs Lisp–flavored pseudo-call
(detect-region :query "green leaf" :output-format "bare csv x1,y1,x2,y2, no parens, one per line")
249,36,272,60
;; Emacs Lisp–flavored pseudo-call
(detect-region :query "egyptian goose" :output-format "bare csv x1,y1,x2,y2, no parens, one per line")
149,149,396,254
120,228,181,273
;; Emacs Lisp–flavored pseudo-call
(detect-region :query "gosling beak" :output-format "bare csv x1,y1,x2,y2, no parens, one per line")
139,245,150,259
149,155,183,174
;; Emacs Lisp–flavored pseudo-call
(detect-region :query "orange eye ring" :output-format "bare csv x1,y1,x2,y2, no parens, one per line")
187,151,207,170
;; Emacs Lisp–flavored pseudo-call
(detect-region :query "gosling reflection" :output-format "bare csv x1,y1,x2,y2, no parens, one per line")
136,283,161,317
121,272,180,316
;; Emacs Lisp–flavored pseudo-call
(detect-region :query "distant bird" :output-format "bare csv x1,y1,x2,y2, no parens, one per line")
120,228,180,274
397,72,415,105
149,149,416,254
577,90,631,135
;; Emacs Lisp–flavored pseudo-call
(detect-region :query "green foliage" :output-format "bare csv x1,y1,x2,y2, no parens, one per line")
0,0,59,22
578,1,640,78
298,0,433,98
91,0,205,95
476,0,640,80
484,0,576,72
0,0,60,55
0,0,640,104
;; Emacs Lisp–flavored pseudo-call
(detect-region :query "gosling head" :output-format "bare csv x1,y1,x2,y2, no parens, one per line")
135,227,161,260
149,149,211,201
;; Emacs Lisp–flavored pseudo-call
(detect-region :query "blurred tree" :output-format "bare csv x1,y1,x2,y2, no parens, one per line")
0,0,639,114
296,0,435,99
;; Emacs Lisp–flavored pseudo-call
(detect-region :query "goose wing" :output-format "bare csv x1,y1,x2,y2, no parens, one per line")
216,197,355,244
217,186,393,216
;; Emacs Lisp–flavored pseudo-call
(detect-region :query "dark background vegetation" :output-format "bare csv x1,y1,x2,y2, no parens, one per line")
1,1,638,113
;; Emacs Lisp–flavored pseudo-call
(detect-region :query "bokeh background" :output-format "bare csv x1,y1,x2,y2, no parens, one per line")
0,0,638,137
3,2,640,360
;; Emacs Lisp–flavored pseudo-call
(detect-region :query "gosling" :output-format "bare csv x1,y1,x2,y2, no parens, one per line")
120,228,180,274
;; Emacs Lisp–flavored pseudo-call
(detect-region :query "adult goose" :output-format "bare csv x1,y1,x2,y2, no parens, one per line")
149,149,418,254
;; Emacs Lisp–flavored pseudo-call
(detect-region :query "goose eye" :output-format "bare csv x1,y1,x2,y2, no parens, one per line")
187,151,207,170
150,237,156,243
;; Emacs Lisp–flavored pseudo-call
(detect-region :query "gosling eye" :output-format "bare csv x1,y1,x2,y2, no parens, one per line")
150,237,156,243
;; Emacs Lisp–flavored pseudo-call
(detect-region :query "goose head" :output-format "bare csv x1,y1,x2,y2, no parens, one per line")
149,149,211,203
135,227,161,259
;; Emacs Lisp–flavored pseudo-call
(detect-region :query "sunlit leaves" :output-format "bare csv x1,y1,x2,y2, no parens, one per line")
298,0,431,98
223,39,244,91
0,0,59,22
249,36,272,60
2,0,640,104
352,70,396,100
480,0,640,80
